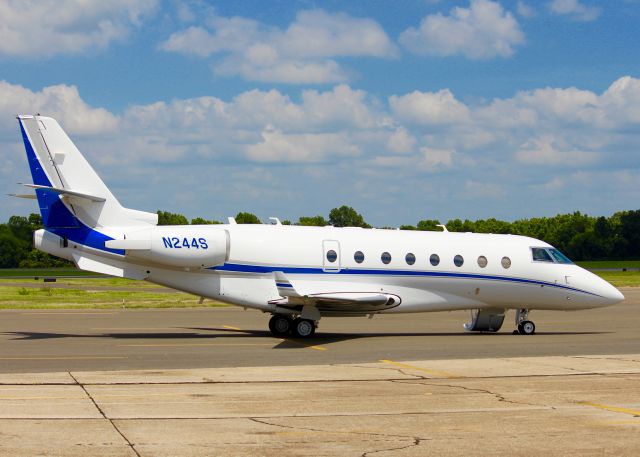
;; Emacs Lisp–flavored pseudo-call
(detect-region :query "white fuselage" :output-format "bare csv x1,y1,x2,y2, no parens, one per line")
61,223,622,315
19,114,625,335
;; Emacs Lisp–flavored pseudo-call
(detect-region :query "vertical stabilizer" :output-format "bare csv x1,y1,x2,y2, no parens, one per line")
18,115,157,228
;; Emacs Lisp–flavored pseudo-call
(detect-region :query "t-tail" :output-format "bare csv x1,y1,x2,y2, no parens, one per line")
14,115,228,279
17,115,157,229
15,115,158,275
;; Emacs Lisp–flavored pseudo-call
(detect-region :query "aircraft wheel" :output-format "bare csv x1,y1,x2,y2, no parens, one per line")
291,318,316,338
517,320,536,335
269,315,292,337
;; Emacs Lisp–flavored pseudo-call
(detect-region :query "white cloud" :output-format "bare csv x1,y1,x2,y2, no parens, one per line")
515,135,599,165
246,128,360,163
600,76,640,125
420,147,454,170
3,76,640,225
548,0,601,22
0,81,118,135
299,85,381,130
516,1,536,18
279,10,396,58
387,128,417,154
0,0,157,57
160,9,396,84
214,55,349,85
389,89,470,125
399,0,525,59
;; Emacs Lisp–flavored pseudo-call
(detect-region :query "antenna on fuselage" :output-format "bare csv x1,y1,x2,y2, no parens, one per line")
436,224,448,232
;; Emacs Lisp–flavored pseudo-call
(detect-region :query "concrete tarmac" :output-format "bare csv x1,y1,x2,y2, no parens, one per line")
0,355,638,456
1,288,639,374
1,289,639,455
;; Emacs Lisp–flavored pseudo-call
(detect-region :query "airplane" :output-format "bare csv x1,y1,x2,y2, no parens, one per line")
12,115,625,338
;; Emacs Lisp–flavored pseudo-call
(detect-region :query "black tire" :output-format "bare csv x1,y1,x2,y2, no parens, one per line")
291,318,316,338
518,320,536,335
268,315,292,337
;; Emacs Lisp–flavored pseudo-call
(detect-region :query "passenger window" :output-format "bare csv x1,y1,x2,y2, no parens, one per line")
454,255,464,267
531,247,553,262
354,251,365,264
501,256,511,269
381,252,392,264
477,256,488,268
430,254,440,266
405,253,416,265
326,250,337,263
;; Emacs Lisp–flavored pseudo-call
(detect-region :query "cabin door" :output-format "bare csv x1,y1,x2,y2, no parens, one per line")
322,239,341,272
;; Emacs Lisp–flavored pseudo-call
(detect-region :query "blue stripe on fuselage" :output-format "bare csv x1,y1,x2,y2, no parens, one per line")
210,262,600,297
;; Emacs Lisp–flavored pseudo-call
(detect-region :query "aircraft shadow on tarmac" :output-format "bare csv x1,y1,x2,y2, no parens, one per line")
3,327,612,349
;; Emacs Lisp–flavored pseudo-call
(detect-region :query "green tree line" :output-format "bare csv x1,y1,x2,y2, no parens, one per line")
1,207,639,268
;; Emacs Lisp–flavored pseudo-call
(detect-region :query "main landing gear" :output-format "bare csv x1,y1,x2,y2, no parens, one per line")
268,314,316,338
513,309,536,335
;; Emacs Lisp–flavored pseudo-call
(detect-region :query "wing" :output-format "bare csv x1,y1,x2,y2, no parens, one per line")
270,271,401,315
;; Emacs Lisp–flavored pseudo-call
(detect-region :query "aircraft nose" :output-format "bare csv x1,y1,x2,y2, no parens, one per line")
591,276,625,306
602,284,625,305
580,269,625,307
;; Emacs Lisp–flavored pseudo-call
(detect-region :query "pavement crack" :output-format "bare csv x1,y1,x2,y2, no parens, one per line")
346,363,426,380
248,417,428,444
570,355,640,364
68,372,140,457
361,437,422,457
390,379,546,408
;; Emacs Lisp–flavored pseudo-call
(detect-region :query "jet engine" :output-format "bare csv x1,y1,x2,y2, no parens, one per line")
105,226,230,268
464,308,505,332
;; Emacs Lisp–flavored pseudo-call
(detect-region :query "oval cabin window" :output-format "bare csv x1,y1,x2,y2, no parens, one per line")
381,252,392,264
405,253,416,265
454,255,464,267
430,254,440,266
354,251,365,264
477,256,488,268
501,256,512,269
326,250,337,263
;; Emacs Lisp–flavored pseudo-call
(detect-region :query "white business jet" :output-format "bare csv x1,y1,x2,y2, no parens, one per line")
13,115,624,338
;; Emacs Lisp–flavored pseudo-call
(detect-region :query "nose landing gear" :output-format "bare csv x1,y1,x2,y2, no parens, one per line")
513,309,536,335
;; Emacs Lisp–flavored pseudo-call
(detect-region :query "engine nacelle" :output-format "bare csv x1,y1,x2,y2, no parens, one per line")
106,226,230,268
464,308,505,332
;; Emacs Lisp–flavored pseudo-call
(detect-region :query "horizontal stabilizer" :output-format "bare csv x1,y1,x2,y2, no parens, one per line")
21,183,106,202
8,193,37,199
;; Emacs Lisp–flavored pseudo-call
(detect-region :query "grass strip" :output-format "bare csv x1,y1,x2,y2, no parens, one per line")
594,271,640,287
0,285,227,309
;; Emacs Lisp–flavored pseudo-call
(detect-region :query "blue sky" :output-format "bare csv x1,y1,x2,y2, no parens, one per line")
1,0,639,226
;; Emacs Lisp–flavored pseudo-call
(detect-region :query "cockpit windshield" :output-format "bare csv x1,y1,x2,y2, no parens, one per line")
548,248,573,264
531,247,553,262
531,247,573,264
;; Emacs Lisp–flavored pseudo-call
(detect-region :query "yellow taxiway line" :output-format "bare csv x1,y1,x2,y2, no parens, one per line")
579,401,640,417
